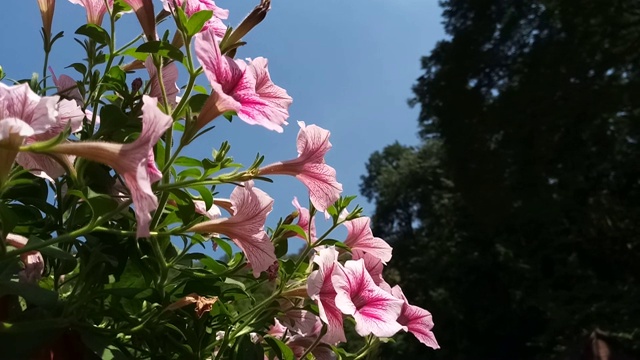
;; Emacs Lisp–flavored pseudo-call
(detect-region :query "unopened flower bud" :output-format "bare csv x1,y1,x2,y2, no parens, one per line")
131,77,143,93
283,210,299,225
222,0,270,54
266,261,279,281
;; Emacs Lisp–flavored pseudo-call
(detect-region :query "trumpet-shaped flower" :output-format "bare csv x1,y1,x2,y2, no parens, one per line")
352,250,391,292
188,181,277,277
5,233,44,284
145,57,180,107
0,82,58,183
194,28,291,132
292,197,316,242
307,246,346,344
162,0,228,37
50,69,84,106
259,122,342,212
332,259,403,338
69,0,114,25
47,96,172,238
123,0,156,40
16,82,85,181
343,217,392,263
390,285,440,349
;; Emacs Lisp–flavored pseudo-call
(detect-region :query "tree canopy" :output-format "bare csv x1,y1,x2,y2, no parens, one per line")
361,1,640,358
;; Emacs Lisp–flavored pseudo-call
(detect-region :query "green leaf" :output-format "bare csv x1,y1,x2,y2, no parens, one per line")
66,62,87,76
274,237,288,258
213,238,233,259
265,336,295,360
169,189,196,224
234,334,264,360
224,277,246,290
120,48,148,62
112,0,132,15
75,24,110,45
136,41,184,62
0,281,58,309
186,10,213,36
174,156,202,167
200,256,227,274
280,224,306,239
192,185,214,211
27,237,75,261
177,167,202,179
188,93,210,113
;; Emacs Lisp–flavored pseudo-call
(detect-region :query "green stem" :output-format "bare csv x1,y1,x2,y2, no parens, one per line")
42,49,50,95
114,34,143,55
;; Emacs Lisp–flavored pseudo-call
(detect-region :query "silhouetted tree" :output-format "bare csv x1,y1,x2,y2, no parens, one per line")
361,1,640,358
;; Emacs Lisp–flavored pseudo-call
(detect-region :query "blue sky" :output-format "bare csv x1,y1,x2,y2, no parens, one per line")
0,0,444,248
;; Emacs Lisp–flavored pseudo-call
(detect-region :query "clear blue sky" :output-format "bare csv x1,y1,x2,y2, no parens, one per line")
0,0,444,247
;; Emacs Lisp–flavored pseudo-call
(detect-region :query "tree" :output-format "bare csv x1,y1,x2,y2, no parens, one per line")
361,1,640,358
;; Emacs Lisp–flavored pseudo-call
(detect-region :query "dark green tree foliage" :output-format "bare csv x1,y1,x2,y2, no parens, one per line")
361,1,640,358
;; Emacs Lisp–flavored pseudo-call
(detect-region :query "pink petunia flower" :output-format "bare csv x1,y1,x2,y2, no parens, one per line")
194,28,291,132
68,0,114,26
50,69,84,106
332,259,403,338
145,57,180,107
188,181,277,277
162,0,229,38
45,96,172,238
268,310,336,360
343,216,392,263
259,122,343,212
5,233,44,284
16,90,85,181
390,285,440,349
292,196,316,242
0,82,58,183
123,0,157,40
352,250,391,293
307,246,346,344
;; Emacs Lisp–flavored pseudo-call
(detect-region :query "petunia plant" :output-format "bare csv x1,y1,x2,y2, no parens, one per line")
0,0,439,359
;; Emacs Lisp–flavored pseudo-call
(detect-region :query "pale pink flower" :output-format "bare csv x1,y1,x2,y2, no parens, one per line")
162,0,228,37
352,250,391,293
292,196,315,242
51,68,100,125
193,200,222,220
279,309,323,339
188,181,277,277
47,96,172,238
123,0,157,40
194,28,291,132
259,122,342,212
269,310,336,360
307,246,346,344
16,96,85,181
343,217,392,263
0,82,58,183
50,69,84,106
391,285,439,349
0,120,35,184
247,57,293,127
5,233,44,283
332,259,403,338
69,0,114,25
145,57,180,107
